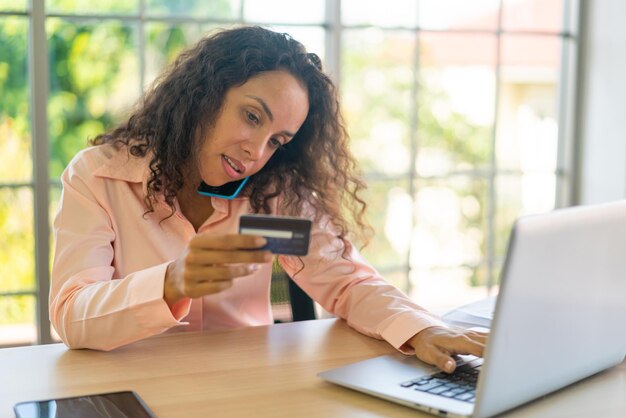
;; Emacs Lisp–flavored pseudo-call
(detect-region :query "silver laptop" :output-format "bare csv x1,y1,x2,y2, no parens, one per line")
319,200,626,418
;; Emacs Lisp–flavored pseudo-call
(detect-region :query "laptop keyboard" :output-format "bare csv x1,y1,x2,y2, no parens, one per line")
400,362,481,403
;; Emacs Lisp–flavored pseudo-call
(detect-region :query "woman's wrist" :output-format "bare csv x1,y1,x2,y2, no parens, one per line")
163,261,183,308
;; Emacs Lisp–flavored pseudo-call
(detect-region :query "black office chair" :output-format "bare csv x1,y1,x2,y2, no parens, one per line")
270,261,316,322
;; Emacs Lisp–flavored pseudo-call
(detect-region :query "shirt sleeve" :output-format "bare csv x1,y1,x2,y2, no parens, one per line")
278,217,447,354
49,154,190,351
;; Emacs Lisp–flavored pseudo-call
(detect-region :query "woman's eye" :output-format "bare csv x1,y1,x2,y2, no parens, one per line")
269,138,283,149
246,111,260,124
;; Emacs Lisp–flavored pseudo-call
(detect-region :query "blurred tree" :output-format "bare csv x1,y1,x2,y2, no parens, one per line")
0,16,34,325
47,19,138,177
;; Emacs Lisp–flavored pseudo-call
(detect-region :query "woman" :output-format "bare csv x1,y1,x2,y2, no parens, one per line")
50,25,485,373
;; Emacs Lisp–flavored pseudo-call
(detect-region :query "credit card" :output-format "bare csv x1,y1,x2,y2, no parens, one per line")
239,214,312,256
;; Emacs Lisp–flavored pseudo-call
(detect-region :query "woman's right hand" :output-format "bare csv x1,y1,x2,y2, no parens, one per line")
163,234,272,307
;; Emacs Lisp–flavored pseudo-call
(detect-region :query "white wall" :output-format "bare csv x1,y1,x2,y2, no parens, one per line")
577,0,626,203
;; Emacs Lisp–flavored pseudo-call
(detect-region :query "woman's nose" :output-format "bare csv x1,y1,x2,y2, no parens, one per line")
241,135,267,161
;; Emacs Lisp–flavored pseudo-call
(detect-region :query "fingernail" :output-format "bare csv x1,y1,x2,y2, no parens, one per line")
445,360,455,372
250,264,260,271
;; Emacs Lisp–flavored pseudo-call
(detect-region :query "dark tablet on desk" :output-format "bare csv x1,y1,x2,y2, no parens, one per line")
14,390,156,418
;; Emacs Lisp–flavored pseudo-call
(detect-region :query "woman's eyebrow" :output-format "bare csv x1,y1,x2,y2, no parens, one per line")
246,95,274,121
246,94,296,138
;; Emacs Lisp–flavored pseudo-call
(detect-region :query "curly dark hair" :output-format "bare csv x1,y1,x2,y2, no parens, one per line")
92,25,370,244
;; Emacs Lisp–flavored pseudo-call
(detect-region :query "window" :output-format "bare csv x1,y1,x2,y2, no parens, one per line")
342,0,579,310
0,0,579,346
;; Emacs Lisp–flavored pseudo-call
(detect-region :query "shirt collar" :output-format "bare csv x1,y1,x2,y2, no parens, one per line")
92,144,149,184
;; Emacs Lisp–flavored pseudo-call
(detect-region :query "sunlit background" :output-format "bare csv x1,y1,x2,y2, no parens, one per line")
0,0,580,346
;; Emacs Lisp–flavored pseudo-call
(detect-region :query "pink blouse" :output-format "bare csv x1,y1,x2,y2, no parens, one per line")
50,144,445,351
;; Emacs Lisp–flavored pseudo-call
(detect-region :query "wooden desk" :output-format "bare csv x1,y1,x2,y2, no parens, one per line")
1,319,625,417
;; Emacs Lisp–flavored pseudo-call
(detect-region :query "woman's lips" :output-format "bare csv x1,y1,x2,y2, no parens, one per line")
222,154,245,179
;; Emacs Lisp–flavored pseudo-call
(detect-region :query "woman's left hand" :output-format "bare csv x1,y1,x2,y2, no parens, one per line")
408,326,488,373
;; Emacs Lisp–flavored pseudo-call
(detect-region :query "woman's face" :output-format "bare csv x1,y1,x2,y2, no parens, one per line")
196,70,309,187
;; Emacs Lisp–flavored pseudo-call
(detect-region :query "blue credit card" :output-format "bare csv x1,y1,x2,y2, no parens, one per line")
239,214,312,256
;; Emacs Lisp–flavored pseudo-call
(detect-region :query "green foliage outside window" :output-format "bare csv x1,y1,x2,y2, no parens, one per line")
0,16,33,326
47,19,138,177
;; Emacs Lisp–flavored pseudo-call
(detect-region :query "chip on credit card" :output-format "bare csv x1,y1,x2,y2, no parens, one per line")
239,214,312,256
